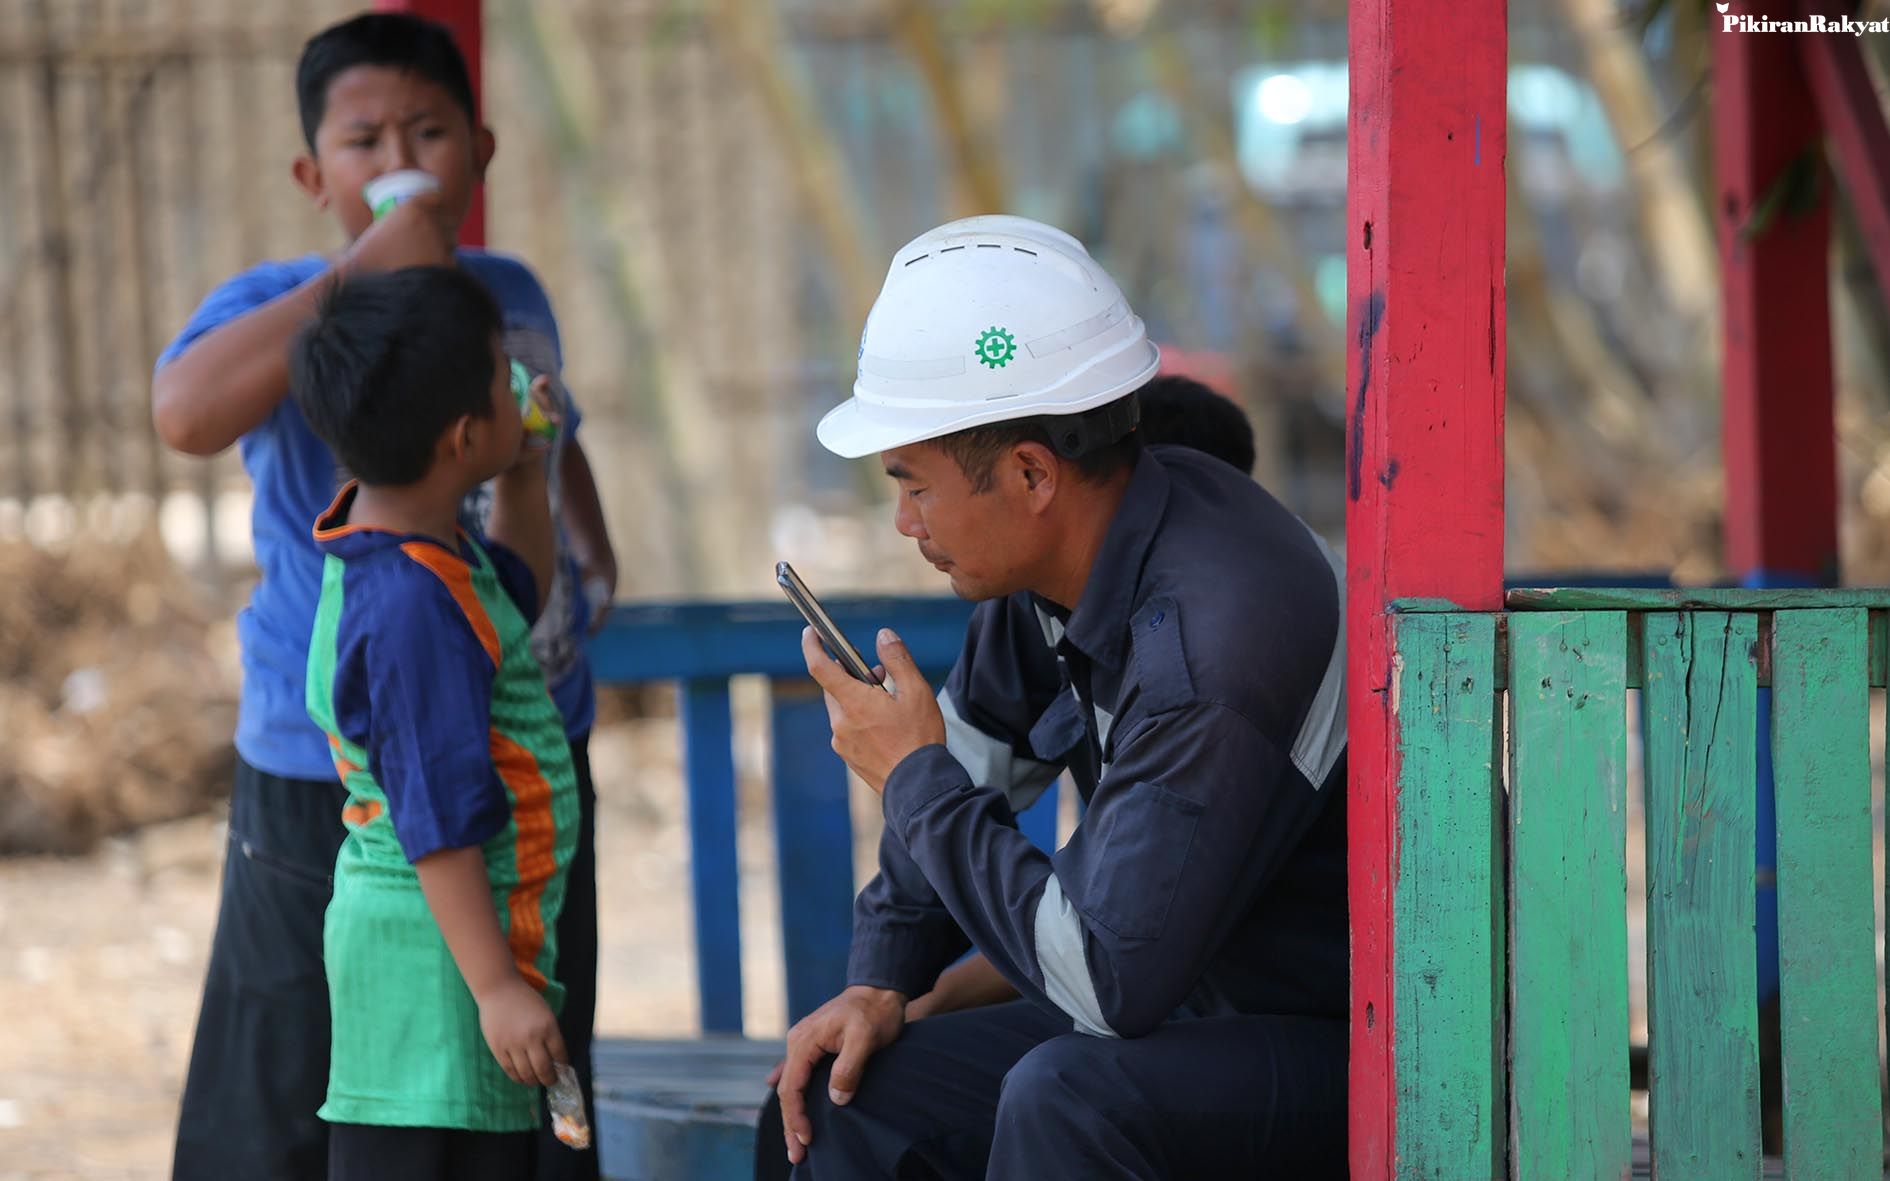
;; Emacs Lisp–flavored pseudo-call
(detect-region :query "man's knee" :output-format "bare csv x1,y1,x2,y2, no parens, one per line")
755,1060,875,1173
996,1035,1114,1126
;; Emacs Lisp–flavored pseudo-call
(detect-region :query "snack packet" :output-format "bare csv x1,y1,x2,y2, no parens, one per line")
549,1062,592,1150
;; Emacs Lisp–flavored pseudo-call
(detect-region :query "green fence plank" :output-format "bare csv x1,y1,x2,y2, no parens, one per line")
1392,613,1500,1179
1771,610,1882,1179
1505,587,1890,613
1642,612,1762,1180
1507,612,1631,1181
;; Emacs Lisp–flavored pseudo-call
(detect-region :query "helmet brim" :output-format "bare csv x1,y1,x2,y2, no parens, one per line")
816,345,1161,460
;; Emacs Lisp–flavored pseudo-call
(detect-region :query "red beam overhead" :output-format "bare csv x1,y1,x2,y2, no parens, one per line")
1716,10,1837,583
1345,0,1507,1172
1795,0,1890,304
374,0,486,247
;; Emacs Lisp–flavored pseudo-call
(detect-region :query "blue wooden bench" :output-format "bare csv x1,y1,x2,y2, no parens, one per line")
585,596,1062,1180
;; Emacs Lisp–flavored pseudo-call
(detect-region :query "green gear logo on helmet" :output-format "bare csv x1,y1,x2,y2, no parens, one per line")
975,326,1018,369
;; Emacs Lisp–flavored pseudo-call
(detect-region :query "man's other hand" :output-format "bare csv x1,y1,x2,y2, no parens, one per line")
765,985,906,1167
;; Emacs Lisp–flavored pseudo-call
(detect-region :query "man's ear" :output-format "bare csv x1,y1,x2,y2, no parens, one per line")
292,154,328,209
1015,441,1059,512
473,125,496,183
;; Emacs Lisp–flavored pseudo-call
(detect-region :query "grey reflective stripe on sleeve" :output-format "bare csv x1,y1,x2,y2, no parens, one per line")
1033,874,1118,1038
939,690,1061,813
1291,525,1347,788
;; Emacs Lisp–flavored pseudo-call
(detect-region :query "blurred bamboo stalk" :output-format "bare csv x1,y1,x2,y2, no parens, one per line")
500,0,712,590
1507,159,1655,462
30,0,91,500
1559,0,1720,348
885,0,1009,218
703,0,880,330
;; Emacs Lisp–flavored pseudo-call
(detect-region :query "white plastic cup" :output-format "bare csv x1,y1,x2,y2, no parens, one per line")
362,169,441,220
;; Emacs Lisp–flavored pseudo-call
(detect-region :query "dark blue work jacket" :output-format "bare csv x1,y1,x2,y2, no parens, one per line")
848,445,1349,1038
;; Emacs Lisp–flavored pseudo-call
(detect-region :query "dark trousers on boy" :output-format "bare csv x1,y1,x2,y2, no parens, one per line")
172,739,600,1181
171,758,346,1181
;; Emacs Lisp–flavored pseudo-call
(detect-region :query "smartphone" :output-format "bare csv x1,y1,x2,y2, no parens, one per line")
776,561,885,688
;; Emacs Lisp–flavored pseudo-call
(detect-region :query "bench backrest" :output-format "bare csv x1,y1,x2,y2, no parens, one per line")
588,596,1061,1033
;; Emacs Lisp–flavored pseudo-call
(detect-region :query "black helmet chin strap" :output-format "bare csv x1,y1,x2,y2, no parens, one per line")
1045,392,1142,460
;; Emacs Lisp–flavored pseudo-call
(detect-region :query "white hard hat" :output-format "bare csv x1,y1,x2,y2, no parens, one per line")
817,215,1160,459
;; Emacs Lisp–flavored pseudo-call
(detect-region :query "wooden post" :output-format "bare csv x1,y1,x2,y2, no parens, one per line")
1716,10,1835,587
680,679,745,1034
1346,0,1507,1172
1715,6,1838,1051
768,682,856,1026
374,0,485,246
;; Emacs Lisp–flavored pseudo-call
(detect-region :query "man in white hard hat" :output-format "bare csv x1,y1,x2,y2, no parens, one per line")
762,216,1349,1179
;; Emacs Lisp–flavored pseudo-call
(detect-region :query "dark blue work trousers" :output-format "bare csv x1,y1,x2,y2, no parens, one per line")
756,999,1347,1180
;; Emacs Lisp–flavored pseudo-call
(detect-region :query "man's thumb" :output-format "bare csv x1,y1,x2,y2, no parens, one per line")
877,628,914,669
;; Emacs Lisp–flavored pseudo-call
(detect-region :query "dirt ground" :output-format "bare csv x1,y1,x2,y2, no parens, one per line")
0,713,814,1181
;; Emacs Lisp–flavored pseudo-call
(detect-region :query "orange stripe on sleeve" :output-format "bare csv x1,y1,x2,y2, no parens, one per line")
341,800,383,827
327,734,363,780
399,541,502,666
491,731,559,992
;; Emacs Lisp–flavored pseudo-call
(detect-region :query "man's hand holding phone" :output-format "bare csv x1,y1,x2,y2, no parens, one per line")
800,625,944,794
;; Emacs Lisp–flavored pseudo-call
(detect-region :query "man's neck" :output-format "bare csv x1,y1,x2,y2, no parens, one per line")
347,480,463,549
1031,469,1135,612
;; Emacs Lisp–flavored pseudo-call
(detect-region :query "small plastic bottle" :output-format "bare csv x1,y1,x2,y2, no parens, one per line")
361,169,441,219
510,359,559,442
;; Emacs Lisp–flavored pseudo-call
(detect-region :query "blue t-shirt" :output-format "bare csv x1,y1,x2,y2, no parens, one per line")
157,250,598,783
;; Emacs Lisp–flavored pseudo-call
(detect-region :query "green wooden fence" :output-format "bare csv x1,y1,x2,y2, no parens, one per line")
1389,592,1885,1179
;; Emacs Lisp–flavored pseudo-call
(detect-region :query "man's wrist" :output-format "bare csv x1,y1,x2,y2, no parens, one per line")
841,983,908,1016
847,929,947,1000
882,743,966,833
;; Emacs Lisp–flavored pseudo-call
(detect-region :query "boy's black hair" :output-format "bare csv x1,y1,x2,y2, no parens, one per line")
1136,375,1257,475
296,12,478,150
291,266,502,486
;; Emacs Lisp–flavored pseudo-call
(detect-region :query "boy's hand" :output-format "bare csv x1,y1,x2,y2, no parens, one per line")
476,975,568,1087
342,191,456,274
511,374,561,468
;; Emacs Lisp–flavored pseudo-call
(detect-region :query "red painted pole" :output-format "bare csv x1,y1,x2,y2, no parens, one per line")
1715,9,1836,585
374,0,485,247
1345,0,1507,1172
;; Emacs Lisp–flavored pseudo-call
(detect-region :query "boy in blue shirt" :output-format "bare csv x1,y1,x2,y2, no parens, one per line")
152,14,611,1180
